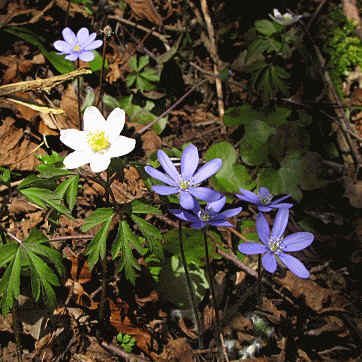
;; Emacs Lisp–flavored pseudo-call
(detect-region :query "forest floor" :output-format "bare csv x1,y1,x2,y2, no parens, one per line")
0,0,361,361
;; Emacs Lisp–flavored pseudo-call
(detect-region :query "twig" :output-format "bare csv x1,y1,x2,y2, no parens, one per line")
109,15,170,47
0,68,92,97
101,341,151,361
200,0,225,124
305,0,327,31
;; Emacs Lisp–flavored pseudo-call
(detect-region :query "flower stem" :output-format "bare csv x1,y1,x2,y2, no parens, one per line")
96,28,108,113
12,301,23,362
76,59,82,129
178,220,203,347
98,171,111,327
203,230,224,356
257,255,263,307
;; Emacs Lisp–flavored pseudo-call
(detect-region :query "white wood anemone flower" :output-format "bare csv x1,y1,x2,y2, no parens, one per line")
60,106,136,173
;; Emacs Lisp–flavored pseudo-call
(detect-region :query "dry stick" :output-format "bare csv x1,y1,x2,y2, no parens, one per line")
200,0,225,127
178,220,203,348
0,68,92,97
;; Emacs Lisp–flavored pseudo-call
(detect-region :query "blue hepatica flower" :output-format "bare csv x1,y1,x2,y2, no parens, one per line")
238,208,314,278
236,187,293,212
54,27,103,62
144,144,222,209
170,196,242,229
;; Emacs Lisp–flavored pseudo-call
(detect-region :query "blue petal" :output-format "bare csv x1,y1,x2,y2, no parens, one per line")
259,187,271,195
272,208,289,239
190,187,220,202
170,209,199,223
179,191,195,209
152,185,179,195
181,144,199,180
77,28,90,44
65,53,79,61
270,202,293,209
190,221,206,229
262,252,277,273
257,205,273,212
84,39,103,51
144,166,178,186
212,207,242,221
256,213,270,245
238,242,268,255
209,220,234,227
79,51,94,62
278,253,309,278
236,188,260,204
191,158,222,185
54,40,72,53
272,194,291,204
158,150,180,184
206,196,226,214
62,27,76,45
282,232,314,252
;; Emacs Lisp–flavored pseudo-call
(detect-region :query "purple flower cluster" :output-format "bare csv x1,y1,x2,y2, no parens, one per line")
54,27,102,62
239,208,314,278
144,144,314,279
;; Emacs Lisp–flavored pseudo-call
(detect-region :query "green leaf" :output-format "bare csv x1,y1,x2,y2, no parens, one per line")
113,221,141,285
81,208,114,232
0,249,21,316
65,175,79,211
254,20,277,36
25,228,48,243
223,104,263,127
89,50,108,72
36,151,64,166
36,165,73,178
0,243,18,267
247,38,270,61
85,216,113,270
131,215,163,259
17,174,56,190
141,68,159,82
257,168,283,196
138,55,149,70
131,200,161,215
165,229,221,265
126,73,137,88
102,94,122,109
20,187,58,208
205,141,253,192
240,120,275,166
129,56,138,72
136,76,155,91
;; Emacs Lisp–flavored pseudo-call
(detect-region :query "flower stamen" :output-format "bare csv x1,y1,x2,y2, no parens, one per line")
73,44,81,51
87,131,110,152
198,209,210,222
269,236,284,252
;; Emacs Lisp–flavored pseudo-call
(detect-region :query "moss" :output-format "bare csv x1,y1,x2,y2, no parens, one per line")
323,8,362,95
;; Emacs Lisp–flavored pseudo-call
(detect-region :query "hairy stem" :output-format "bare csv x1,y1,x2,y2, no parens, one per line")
178,220,203,347
76,59,82,129
12,301,23,362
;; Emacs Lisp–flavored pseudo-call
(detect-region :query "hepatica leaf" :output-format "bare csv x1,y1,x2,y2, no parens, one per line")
240,120,275,166
205,141,253,192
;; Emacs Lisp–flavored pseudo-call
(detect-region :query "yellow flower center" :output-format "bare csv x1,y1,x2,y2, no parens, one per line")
87,131,110,152
74,44,81,51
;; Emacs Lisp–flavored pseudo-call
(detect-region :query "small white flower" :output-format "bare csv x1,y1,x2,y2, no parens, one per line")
60,106,136,173
269,8,302,25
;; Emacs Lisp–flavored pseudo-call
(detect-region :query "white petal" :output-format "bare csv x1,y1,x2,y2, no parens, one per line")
89,153,111,172
105,108,125,140
106,136,136,157
60,129,88,150
63,150,92,169
83,106,106,132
